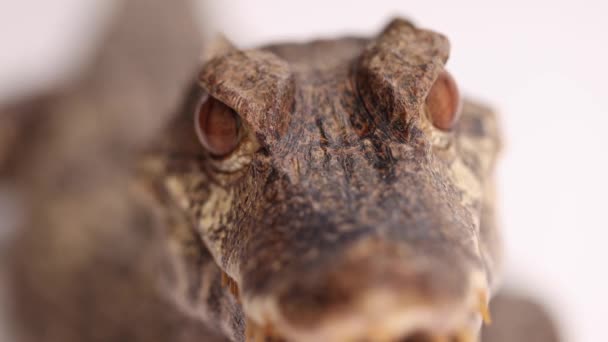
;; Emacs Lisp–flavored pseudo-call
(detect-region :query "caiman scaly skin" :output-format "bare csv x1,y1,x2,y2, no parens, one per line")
159,19,503,341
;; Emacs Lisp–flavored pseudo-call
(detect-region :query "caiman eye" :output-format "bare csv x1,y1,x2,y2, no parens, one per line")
195,96,241,157
425,70,462,131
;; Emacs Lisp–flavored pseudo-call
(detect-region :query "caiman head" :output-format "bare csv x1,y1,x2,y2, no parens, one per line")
160,18,502,341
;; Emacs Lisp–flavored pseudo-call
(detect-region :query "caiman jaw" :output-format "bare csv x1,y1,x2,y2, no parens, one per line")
237,238,491,342
243,280,491,342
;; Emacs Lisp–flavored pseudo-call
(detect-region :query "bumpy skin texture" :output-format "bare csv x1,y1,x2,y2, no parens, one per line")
161,19,503,341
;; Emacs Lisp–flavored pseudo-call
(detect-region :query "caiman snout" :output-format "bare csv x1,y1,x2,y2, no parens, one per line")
245,237,490,342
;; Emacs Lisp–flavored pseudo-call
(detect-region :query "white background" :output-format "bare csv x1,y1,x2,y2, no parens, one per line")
1,1,607,341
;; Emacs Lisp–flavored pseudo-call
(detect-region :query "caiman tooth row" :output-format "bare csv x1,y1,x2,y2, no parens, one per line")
450,327,475,342
477,290,492,325
220,271,241,302
238,287,490,342
246,318,284,342
242,324,477,342
402,327,475,342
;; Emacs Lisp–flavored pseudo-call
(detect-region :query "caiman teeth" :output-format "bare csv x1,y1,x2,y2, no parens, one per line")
421,327,475,342
477,290,492,325
245,319,482,342
221,271,241,302
246,318,280,342
244,273,489,341
245,319,481,342
455,327,475,342
244,302,486,342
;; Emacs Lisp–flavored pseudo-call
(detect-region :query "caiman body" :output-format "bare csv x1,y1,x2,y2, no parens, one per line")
1,1,561,340
159,19,502,341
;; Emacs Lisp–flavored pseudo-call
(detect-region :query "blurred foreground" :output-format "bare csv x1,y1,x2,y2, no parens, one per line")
0,0,227,341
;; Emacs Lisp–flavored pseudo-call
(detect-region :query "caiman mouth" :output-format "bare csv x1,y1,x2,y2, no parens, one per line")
236,239,491,342
243,281,490,342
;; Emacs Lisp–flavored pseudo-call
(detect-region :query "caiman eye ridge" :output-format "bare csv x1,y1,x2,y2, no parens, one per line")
195,95,241,157
426,70,462,131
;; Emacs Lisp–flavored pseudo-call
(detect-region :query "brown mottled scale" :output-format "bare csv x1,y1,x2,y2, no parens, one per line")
0,1,562,341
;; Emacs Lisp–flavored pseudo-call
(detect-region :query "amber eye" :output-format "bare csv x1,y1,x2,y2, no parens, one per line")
425,70,462,131
195,96,240,157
